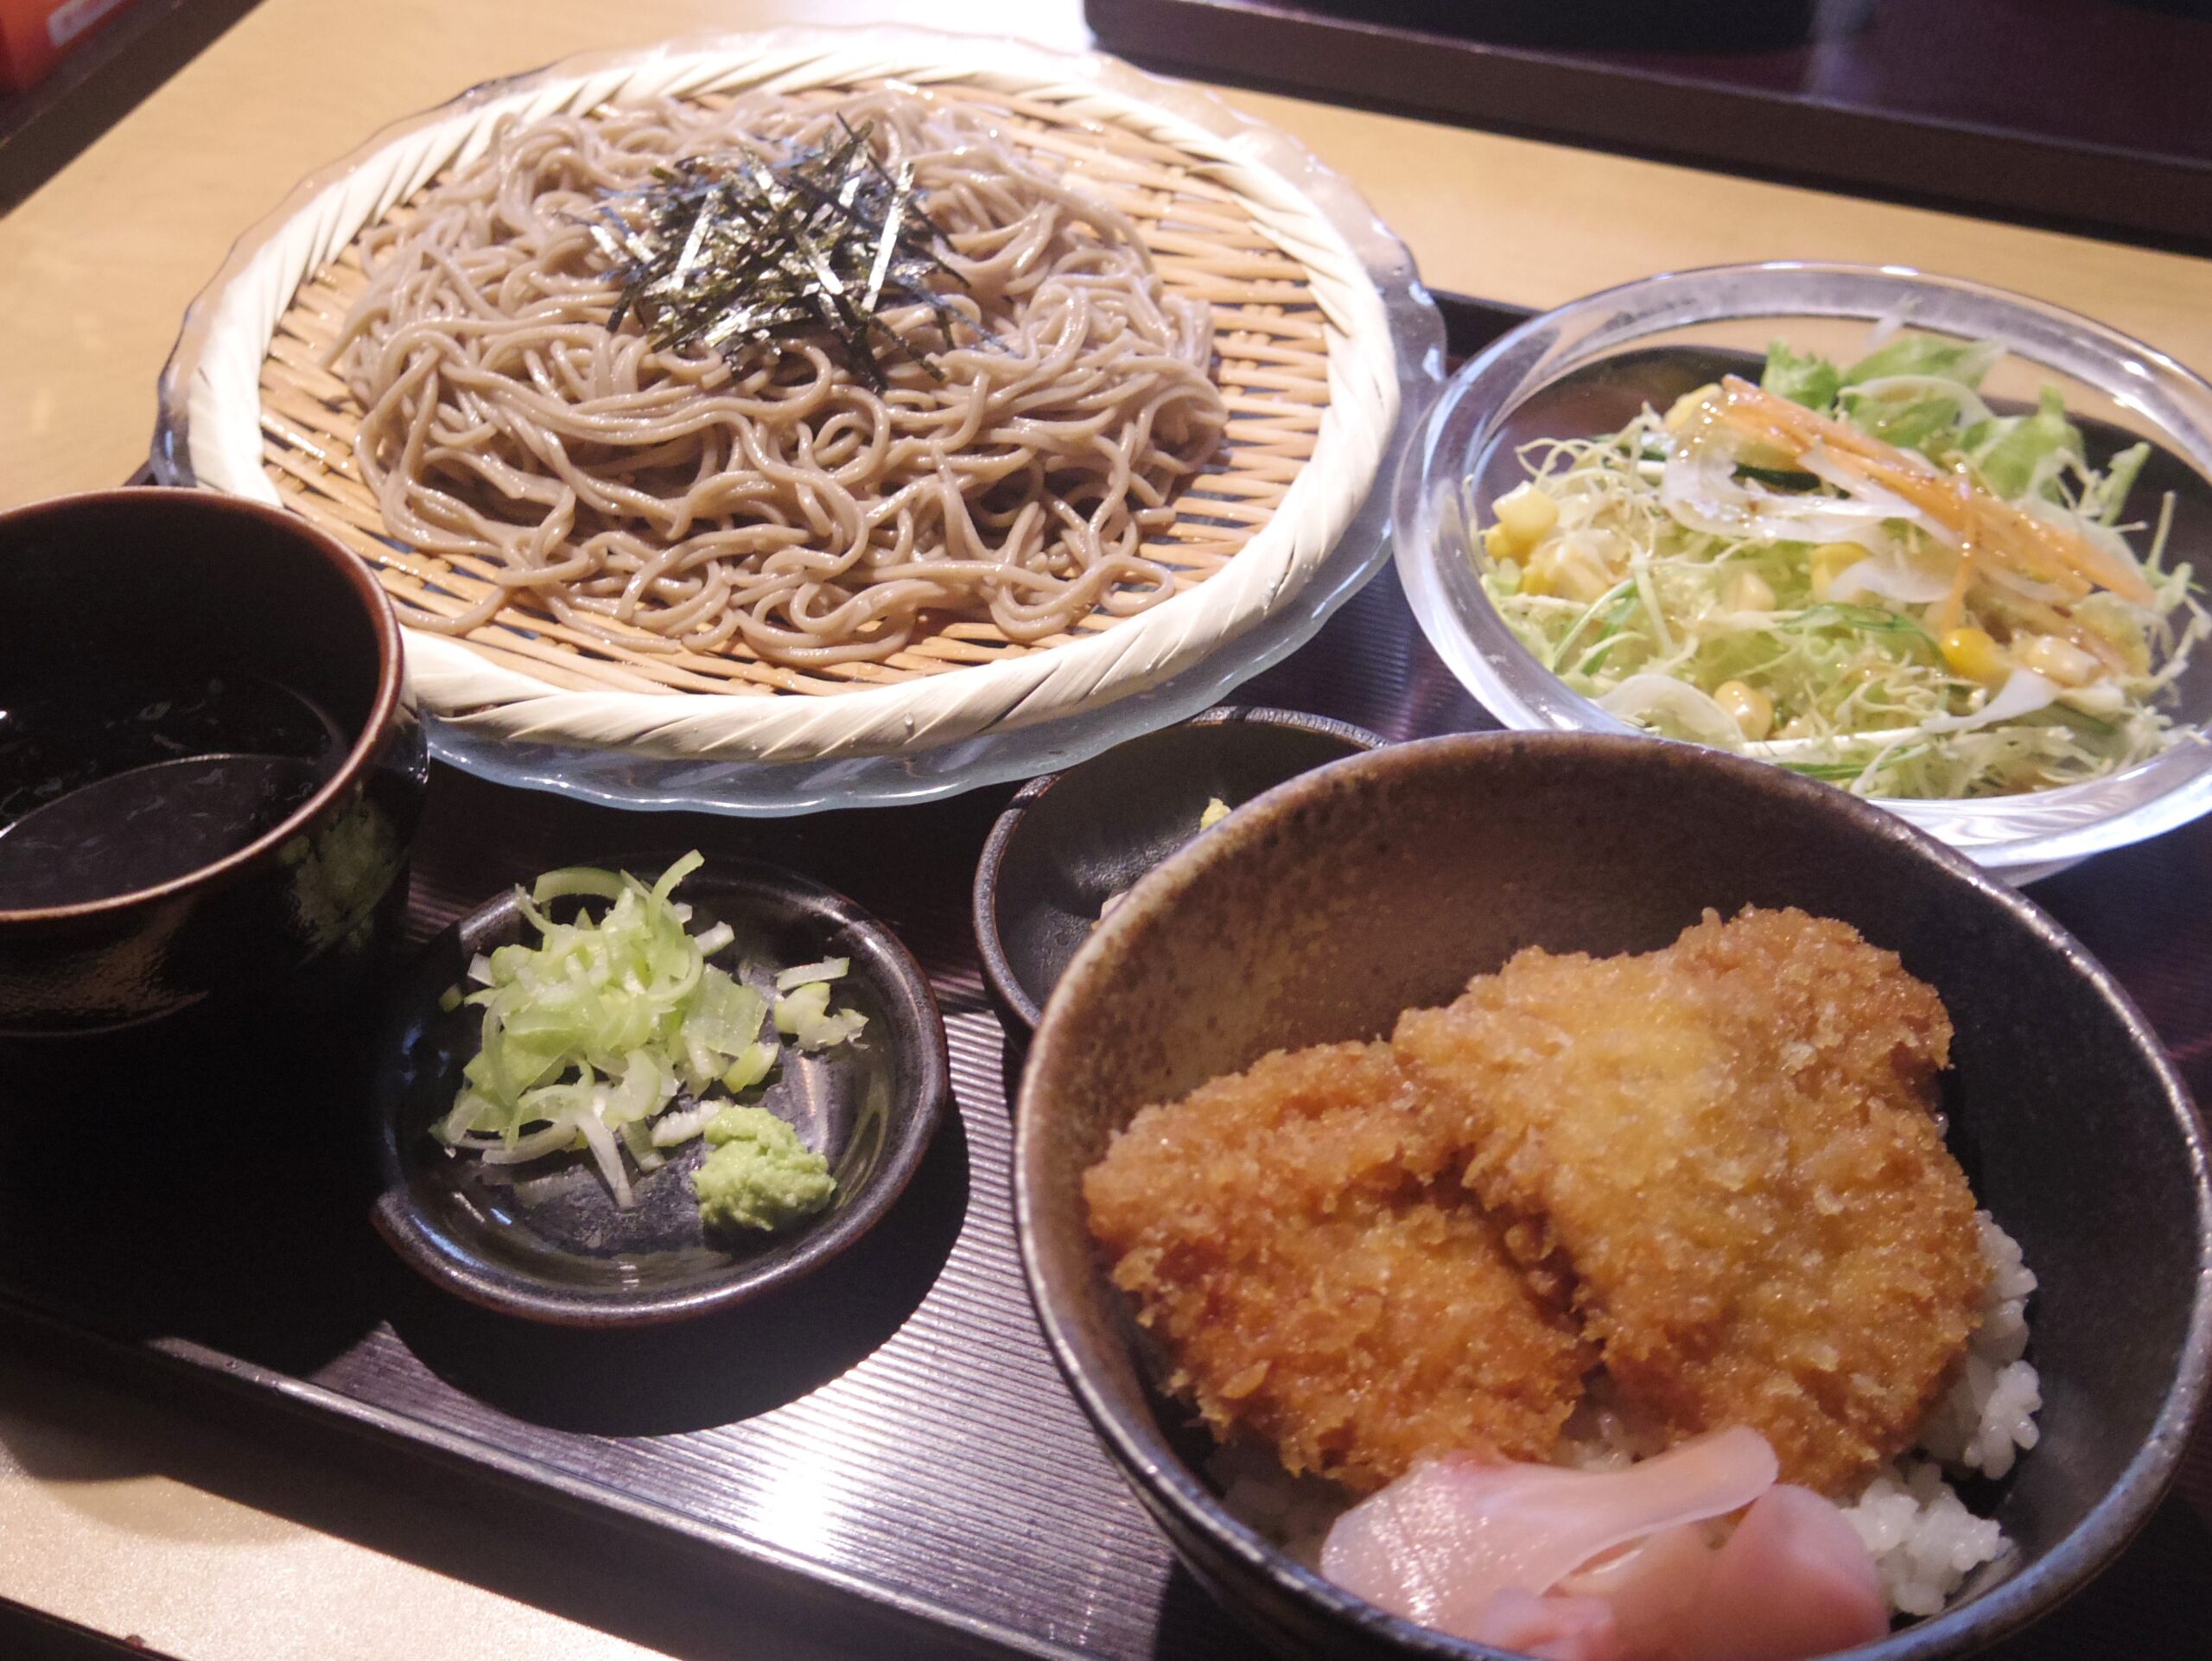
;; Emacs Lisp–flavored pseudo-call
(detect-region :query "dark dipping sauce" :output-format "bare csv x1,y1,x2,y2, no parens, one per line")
0,671,343,911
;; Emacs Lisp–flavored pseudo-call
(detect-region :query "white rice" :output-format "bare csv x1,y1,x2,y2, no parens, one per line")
1208,1437,1344,1569
1211,1212,2042,1622
1841,1461,2008,1618
1839,1212,2041,1616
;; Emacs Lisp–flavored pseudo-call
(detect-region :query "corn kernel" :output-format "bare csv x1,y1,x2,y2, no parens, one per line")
1938,627,2009,684
2016,633,2103,687
1525,538,1613,604
1663,383,1721,433
1713,680,1775,741
1726,570,1777,613
1808,542,1864,602
1492,481,1560,547
1481,523,1518,564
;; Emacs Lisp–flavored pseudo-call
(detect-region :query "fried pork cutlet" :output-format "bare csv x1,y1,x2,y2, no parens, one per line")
1394,907,1987,1497
1084,1041,1592,1494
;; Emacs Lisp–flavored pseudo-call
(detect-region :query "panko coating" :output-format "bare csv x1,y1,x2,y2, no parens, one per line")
1084,1041,1592,1493
1394,907,1987,1496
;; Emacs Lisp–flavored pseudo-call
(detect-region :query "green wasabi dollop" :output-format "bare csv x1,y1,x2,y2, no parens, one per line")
693,1104,835,1233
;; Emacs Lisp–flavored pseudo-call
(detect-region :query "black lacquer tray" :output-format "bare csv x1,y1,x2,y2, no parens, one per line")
0,296,2205,1661
1084,0,2212,250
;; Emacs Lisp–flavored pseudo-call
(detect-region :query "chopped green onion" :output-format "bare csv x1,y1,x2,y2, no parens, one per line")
436,852,865,1209
531,866,626,904
722,1041,780,1094
774,957,849,991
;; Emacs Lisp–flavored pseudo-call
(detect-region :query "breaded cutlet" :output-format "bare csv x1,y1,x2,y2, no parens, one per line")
1394,907,1988,1497
1084,1041,1593,1494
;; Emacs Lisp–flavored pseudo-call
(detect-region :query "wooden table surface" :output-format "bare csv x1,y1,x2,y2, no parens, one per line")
1,1,2209,1656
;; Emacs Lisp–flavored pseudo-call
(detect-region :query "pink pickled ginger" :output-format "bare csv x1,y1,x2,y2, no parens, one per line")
1319,1428,1777,1634
1319,1431,1890,1661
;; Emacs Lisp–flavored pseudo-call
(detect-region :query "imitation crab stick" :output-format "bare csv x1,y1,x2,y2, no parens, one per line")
1705,377,2154,607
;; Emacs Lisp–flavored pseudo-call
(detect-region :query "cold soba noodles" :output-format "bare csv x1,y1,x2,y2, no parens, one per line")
334,90,1230,669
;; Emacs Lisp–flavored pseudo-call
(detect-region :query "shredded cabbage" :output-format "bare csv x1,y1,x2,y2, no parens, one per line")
435,852,866,1207
1477,334,2207,799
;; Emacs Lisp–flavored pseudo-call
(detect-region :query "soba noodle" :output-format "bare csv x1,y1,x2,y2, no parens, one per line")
334,90,1230,669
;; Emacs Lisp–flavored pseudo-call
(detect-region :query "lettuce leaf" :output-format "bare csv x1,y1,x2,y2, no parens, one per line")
2086,441,2150,525
1761,341,1841,410
1966,386,2084,499
1841,334,2004,391
1839,387,1962,456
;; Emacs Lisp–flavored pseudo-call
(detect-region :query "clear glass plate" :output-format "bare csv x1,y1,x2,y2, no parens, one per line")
1392,261,2212,881
150,29,1445,816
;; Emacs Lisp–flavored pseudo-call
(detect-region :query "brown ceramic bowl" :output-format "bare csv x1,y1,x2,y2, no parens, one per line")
0,489,425,1036
1015,731,2210,1661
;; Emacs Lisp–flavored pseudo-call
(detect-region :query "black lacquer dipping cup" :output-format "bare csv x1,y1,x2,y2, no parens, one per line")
1017,732,2210,1661
0,488,426,1038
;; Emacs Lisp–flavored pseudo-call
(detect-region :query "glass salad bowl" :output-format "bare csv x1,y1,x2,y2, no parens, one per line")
1392,262,2212,882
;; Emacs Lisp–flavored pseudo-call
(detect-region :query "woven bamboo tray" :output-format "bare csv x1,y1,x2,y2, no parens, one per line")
156,29,1404,767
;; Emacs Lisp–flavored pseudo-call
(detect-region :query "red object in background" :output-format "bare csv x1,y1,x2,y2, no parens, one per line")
0,0,139,93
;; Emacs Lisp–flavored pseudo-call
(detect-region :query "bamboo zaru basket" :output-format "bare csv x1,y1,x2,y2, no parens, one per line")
160,30,1405,767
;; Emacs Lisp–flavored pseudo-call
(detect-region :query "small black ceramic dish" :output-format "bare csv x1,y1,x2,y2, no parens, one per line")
975,706,1384,1029
1016,732,2210,1661
372,858,948,1327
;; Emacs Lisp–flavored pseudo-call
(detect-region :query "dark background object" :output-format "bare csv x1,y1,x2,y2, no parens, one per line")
1085,0,2212,251
0,0,263,209
0,1598,188,1661
1291,0,1877,53
1020,731,2209,1661
0,297,2202,1660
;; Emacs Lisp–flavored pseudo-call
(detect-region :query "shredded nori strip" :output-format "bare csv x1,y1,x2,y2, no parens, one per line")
589,120,968,386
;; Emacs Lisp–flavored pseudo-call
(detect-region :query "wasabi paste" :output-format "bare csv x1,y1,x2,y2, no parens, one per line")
695,1104,836,1233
